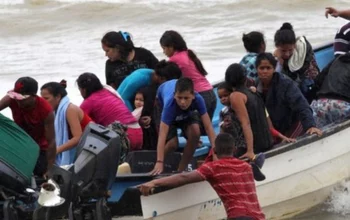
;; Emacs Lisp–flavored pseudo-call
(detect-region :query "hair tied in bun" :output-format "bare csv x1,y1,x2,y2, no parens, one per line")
60,80,67,89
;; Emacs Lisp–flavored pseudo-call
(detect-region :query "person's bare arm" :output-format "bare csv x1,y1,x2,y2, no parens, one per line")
150,122,169,175
56,105,82,154
0,95,11,111
325,7,350,20
230,92,255,160
201,113,216,149
139,171,204,196
45,112,56,170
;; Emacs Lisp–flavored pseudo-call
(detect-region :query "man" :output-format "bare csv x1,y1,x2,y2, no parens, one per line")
0,77,56,176
139,133,265,220
325,7,350,56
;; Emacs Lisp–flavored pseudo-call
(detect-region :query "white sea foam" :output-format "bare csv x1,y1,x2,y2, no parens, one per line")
326,180,350,216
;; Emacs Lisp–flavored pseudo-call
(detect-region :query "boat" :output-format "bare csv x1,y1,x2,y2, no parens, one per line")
108,42,346,220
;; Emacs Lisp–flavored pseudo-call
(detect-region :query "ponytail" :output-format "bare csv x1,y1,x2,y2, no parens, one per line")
187,49,208,76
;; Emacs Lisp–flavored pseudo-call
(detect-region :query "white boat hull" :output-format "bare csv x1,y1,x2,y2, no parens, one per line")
140,122,350,219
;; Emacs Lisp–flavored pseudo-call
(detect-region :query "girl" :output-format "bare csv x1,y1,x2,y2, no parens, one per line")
274,23,320,103
41,80,92,166
77,73,143,151
255,52,322,138
132,89,145,120
159,30,217,121
102,31,159,89
239,31,266,82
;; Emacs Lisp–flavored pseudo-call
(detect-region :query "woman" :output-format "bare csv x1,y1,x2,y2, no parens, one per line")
159,30,217,121
274,23,320,103
256,52,322,138
225,64,272,160
41,80,92,166
239,31,266,82
77,73,143,151
102,31,159,89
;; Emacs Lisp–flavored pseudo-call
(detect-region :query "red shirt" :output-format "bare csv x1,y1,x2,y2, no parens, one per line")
10,96,53,150
196,157,265,220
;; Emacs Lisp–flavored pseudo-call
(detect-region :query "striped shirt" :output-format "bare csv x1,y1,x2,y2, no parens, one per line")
334,22,350,56
196,157,265,220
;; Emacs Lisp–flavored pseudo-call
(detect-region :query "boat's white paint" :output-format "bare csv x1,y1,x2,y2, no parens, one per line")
140,122,350,219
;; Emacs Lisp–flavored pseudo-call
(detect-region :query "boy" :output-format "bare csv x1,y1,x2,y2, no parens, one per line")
151,77,216,174
139,133,265,220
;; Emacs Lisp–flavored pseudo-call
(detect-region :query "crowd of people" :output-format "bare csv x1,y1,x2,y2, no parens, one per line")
1,6,350,220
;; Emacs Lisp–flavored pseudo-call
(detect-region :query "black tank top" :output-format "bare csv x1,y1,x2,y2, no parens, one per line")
236,87,273,153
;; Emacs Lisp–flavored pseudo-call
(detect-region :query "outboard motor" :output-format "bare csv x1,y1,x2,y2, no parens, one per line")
34,123,121,220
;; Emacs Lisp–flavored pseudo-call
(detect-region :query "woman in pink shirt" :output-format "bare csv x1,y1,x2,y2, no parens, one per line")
77,72,143,151
160,30,217,121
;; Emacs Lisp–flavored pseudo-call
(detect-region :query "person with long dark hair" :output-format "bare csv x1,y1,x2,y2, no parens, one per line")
224,64,272,159
77,72,143,151
159,30,217,121
102,31,158,89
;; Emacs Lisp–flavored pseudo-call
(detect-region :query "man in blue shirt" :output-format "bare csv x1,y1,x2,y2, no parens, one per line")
151,77,217,174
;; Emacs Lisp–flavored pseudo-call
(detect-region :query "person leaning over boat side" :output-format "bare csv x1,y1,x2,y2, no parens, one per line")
256,53,322,139
239,31,266,83
102,31,159,90
150,78,216,174
77,73,143,151
159,30,217,121
219,64,273,160
139,133,265,220
0,77,56,177
274,22,320,103
40,80,93,166
217,82,295,144
325,7,350,57
311,53,350,127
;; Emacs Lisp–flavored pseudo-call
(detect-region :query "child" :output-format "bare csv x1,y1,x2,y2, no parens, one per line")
132,90,144,120
160,30,217,121
139,133,265,220
218,82,296,144
150,77,217,174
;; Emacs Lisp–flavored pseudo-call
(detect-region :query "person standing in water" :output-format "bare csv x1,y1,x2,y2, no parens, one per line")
159,30,217,121
139,133,265,220
102,31,159,89
0,77,56,176
41,80,93,166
